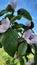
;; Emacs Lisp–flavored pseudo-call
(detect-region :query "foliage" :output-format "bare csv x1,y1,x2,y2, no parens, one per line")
0,3,37,65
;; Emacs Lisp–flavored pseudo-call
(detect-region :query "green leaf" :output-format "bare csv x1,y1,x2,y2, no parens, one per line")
18,37,24,43
0,10,6,16
13,23,22,29
29,21,34,29
33,44,37,64
22,21,34,30
19,57,25,65
0,5,14,16
6,4,14,13
22,25,29,30
11,15,21,21
5,14,14,20
26,44,31,55
18,42,27,56
2,29,18,57
17,9,32,20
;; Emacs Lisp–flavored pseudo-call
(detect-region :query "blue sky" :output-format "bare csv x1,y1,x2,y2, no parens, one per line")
0,0,37,33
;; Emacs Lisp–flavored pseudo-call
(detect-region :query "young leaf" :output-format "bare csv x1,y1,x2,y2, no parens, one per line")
18,42,27,56
29,21,34,29
17,9,32,20
0,10,6,16
5,14,14,20
6,4,14,13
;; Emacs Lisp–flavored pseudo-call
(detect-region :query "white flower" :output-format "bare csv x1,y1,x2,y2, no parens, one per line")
25,21,31,27
0,18,10,33
27,58,34,65
29,34,37,44
23,29,37,44
23,29,33,40
10,0,17,9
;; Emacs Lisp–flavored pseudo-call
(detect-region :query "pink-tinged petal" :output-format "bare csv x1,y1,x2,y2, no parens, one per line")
26,39,32,44
1,18,10,29
0,25,7,33
10,0,17,9
23,29,37,44
23,29,33,39
0,18,10,33
27,58,34,65
30,34,37,44
25,20,31,27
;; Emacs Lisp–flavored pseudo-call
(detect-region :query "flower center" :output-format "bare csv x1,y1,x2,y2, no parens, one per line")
29,35,34,40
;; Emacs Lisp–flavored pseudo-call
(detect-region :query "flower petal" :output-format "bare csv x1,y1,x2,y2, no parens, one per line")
25,20,31,27
30,34,37,44
10,0,17,9
23,29,37,44
27,58,34,65
23,29,33,40
0,18,10,33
